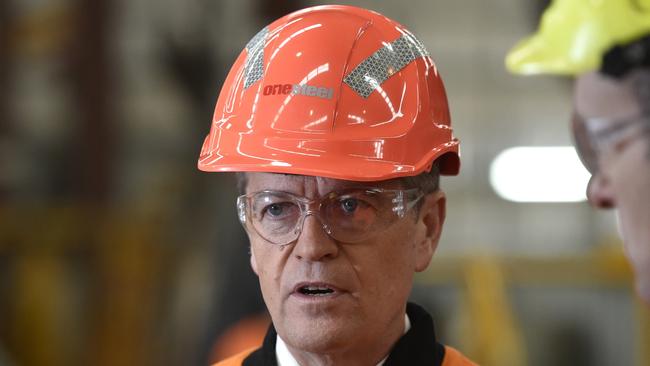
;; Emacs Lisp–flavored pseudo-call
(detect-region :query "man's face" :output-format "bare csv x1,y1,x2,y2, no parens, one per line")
574,71,650,302
243,172,445,354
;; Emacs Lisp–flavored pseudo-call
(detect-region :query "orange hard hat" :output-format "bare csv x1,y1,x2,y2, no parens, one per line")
198,5,460,181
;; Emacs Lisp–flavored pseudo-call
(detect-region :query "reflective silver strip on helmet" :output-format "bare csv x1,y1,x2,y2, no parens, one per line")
244,27,268,89
344,33,429,98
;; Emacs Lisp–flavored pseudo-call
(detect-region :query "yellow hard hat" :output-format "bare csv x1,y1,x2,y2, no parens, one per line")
506,0,650,75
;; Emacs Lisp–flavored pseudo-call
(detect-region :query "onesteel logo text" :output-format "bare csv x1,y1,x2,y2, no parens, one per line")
263,83,333,100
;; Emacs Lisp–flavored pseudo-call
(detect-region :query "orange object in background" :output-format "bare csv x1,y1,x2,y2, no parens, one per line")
198,5,459,181
210,313,271,363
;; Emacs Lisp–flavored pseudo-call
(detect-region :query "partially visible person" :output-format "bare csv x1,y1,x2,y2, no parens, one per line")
199,5,477,365
506,0,650,302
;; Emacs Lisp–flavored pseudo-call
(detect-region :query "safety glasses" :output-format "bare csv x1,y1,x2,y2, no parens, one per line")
237,187,423,245
572,113,650,174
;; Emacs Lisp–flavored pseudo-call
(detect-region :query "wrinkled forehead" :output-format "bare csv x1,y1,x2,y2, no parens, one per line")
244,172,403,195
574,71,643,121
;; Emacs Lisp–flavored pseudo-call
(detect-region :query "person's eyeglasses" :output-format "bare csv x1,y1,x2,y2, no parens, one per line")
572,113,650,174
237,187,424,245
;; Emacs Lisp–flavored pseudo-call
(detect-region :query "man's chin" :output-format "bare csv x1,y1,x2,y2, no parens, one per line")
279,318,359,354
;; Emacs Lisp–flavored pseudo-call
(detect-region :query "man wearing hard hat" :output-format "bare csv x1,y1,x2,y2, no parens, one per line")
507,0,650,303
199,5,476,366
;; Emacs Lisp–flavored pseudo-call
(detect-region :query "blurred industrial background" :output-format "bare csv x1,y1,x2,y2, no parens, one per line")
1,0,648,365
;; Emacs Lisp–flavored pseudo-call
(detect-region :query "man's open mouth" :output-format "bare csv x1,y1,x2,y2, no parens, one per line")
296,284,336,296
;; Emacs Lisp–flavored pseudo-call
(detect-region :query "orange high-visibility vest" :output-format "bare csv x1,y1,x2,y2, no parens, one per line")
214,345,476,366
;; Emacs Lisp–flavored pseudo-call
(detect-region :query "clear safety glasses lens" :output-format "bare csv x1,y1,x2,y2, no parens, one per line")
573,113,650,174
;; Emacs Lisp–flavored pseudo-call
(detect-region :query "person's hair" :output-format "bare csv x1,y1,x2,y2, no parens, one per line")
398,162,440,194
601,34,650,112
601,34,650,79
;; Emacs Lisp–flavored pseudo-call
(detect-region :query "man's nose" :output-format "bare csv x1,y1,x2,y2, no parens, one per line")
292,213,339,261
587,174,616,209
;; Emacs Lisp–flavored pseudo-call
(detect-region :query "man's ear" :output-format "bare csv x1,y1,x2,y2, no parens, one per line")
414,190,446,272
249,246,259,276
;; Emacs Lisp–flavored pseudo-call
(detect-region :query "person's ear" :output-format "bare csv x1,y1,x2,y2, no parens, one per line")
249,246,259,276
414,190,446,272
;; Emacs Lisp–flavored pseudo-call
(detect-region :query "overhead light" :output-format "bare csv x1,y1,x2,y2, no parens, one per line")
490,146,591,202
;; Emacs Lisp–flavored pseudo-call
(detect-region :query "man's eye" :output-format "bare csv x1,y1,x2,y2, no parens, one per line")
341,198,359,213
266,203,285,216
261,202,299,219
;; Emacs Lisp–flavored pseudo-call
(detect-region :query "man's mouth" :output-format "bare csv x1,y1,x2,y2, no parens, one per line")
294,283,338,297
298,285,335,296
